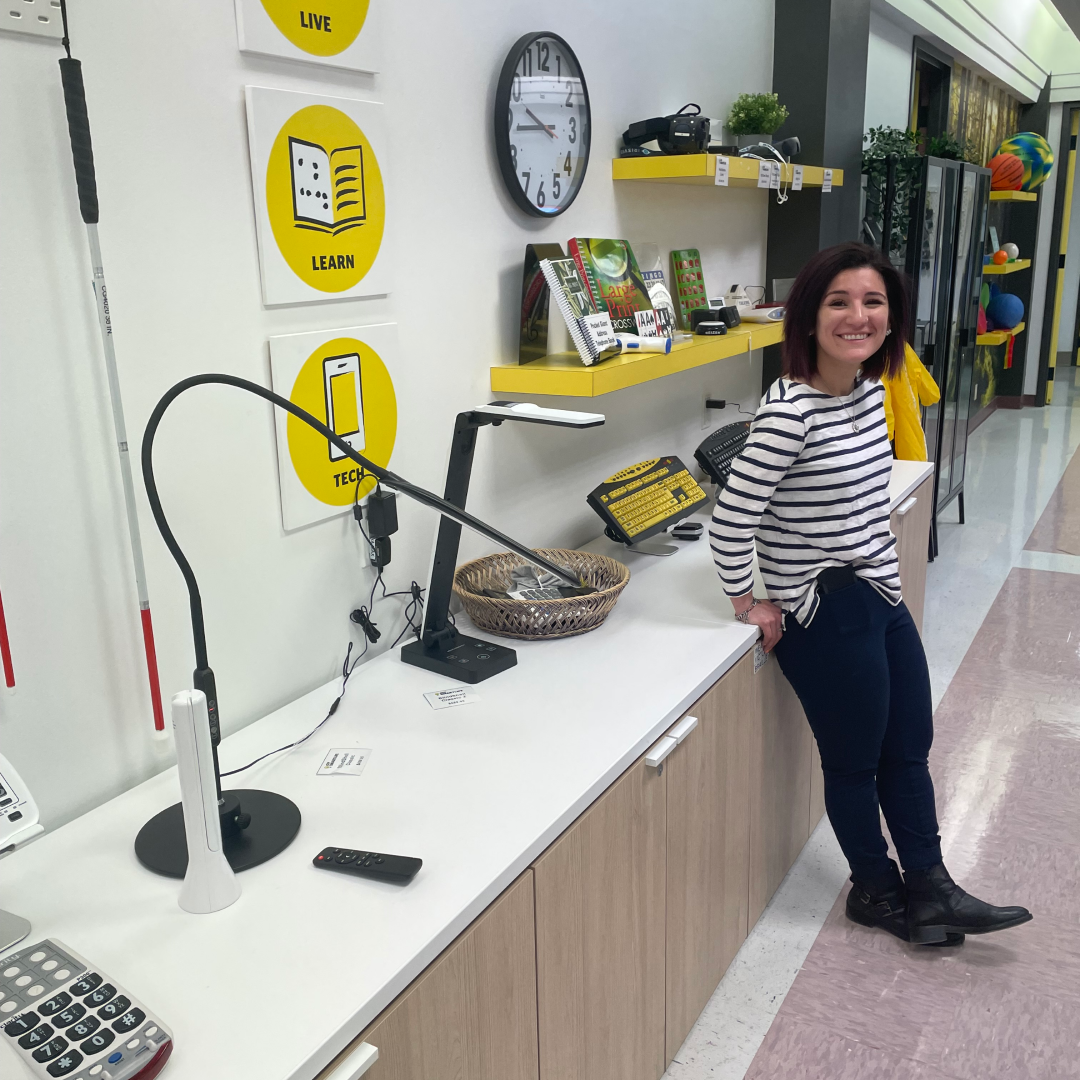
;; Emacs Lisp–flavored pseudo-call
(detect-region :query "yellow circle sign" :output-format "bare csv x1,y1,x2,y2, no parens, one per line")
286,336,397,505
259,0,369,55
267,104,384,293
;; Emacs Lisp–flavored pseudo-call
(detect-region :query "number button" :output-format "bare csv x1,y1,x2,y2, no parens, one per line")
32,1035,68,1062
111,1008,145,1033
18,1022,54,1049
81,1028,115,1055
40,992,72,1017
85,984,115,1007
55,1003,86,1028
70,973,102,997
46,1050,83,1076
98,995,130,1020
3,1011,39,1037
68,1014,100,1040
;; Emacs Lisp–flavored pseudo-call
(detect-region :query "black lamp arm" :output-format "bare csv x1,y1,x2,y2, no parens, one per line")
140,373,583,677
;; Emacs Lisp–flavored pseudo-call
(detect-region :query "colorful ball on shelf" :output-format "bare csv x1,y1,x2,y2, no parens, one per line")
993,249,1009,264
988,152,1024,190
994,132,1054,190
977,303,988,336
986,292,1024,330
1002,242,1020,260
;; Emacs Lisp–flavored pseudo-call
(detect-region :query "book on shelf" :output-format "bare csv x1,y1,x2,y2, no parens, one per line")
518,242,566,364
568,237,654,334
540,257,619,366
633,243,677,337
671,248,709,330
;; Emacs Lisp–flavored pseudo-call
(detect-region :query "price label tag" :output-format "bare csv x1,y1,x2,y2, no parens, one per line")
424,687,479,711
792,165,804,191
770,161,782,190
753,641,769,673
316,748,372,777
822,168,833,193
714,156,729,187
756,160,772,189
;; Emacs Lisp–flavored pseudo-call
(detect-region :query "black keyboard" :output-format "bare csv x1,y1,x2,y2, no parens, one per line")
587,456,710,545
695,421,751,488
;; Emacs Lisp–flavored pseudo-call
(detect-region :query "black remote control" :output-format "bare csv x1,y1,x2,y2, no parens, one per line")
313,847,422,883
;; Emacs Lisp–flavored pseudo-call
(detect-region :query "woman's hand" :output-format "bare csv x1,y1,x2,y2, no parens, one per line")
733,595,784,652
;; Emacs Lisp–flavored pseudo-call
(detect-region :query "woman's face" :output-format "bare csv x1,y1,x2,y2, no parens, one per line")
814,267,890,369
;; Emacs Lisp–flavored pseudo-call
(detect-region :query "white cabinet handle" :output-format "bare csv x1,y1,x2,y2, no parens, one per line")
668,715,699,744
322,1041,378,1080
645,735,678,769
896,496,917,517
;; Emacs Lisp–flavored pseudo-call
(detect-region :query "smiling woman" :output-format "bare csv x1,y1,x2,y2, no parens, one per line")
708,242,1032,948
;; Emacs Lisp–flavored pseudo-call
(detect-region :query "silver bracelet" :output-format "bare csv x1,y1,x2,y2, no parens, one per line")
735,598,763,624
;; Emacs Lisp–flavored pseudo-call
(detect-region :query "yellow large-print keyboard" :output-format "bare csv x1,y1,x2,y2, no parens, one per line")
587,456,710,545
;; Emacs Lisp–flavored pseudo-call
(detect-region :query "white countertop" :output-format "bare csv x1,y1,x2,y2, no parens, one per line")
0,460,932,1080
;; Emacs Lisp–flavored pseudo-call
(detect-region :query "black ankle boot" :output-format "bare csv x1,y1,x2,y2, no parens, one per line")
846,861,963,946
905,863,1032,944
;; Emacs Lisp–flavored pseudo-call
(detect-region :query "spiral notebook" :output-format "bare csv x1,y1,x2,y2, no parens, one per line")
540,257,619,366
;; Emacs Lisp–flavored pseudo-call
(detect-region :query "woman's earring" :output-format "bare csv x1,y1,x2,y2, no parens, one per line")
886,328,892,335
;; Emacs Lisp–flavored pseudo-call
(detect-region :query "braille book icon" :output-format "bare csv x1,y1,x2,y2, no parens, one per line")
288,137,367,235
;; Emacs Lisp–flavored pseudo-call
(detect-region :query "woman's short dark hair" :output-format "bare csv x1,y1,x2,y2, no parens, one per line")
782,242,908,382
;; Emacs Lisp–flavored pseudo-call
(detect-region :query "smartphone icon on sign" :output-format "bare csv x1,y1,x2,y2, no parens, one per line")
323,354,365,461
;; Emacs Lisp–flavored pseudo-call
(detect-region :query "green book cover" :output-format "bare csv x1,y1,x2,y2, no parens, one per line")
568,238,653,334
670,248,709,330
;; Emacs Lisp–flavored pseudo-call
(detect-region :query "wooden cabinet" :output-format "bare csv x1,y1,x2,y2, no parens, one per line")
533,752,667,1080
892,475,934,634
748,650,813,927
317,871,539,1080
665,651,753,1063
809,740,826,830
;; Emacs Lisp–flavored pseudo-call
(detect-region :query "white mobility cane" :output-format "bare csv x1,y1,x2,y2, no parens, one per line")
57,1,166,733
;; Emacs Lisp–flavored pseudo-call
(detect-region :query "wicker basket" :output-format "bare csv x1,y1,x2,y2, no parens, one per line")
453,548,630,640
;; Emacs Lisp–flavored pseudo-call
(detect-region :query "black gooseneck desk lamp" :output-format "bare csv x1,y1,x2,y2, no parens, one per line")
401,400,605,683
134,378,603,877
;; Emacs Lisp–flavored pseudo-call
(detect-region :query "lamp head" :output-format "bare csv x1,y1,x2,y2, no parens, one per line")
473,401,605,428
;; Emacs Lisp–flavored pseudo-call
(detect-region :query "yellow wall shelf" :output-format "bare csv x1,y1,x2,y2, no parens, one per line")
989,190,1037,202
976,321,1025,346
490,322,784,398
611,155,844,188
982,259,1031,275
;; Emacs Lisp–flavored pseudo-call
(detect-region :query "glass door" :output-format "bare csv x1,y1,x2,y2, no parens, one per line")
951,163,991,494
905,157,958,486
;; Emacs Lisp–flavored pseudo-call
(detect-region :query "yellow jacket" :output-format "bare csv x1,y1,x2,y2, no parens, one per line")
883,344,940,461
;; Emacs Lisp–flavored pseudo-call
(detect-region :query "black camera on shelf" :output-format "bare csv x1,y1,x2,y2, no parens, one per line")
691,306,741,332
622,103,710,156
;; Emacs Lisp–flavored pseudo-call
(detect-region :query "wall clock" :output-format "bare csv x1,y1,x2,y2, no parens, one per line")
494,32,591,217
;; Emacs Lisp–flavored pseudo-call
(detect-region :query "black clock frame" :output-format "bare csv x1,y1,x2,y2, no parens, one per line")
494,31,592,218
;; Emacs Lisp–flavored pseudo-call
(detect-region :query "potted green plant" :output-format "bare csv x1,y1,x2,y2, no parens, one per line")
726,92,789,147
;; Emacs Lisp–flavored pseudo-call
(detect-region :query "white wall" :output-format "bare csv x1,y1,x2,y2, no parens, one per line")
0,0,777,828
865,8,914,134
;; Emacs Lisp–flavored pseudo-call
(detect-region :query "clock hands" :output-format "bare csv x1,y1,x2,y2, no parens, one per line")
521,107,556,139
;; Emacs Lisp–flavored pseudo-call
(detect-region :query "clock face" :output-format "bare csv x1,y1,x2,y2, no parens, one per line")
495,33,591,217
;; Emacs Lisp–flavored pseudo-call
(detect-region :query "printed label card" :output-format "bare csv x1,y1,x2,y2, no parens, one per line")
424,688,480,711
317,747,372,776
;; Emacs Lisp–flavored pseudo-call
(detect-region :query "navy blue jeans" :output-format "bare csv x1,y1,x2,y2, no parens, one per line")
773,579,942,882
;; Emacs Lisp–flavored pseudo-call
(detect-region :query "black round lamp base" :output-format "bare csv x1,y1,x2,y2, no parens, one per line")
134,788,301,878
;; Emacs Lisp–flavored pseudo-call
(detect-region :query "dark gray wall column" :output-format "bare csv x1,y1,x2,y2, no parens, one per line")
762,0,871,387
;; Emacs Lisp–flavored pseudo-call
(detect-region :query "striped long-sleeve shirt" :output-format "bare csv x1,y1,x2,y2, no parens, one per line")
709,376,902,626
